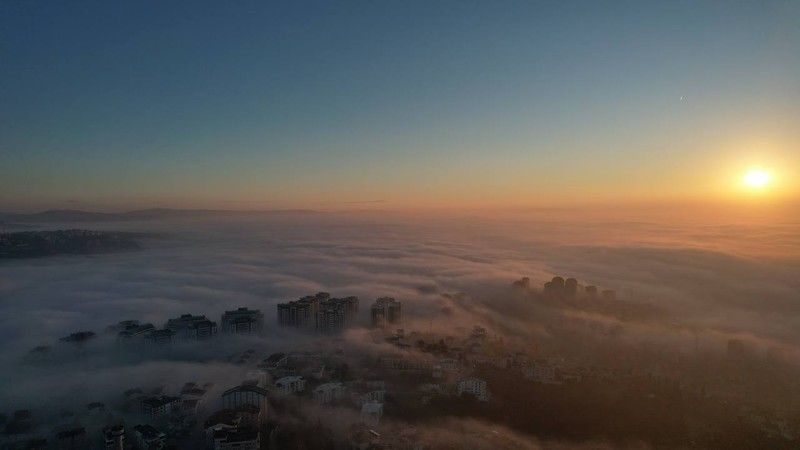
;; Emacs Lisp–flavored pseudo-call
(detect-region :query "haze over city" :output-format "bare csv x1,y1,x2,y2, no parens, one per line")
1,1,799,450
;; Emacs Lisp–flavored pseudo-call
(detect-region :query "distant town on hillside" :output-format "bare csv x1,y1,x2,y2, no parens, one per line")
0,230,143,259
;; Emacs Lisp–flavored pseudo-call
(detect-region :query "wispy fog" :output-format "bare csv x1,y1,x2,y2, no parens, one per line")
1,211,798,446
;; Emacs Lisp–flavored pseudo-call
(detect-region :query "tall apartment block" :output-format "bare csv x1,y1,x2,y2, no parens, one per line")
165,314,218,340
221,307,264,335
277,292,358,334
276,293,326,329
370,297,402,328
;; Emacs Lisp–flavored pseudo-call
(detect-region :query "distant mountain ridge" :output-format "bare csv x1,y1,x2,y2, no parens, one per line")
0,208,320,223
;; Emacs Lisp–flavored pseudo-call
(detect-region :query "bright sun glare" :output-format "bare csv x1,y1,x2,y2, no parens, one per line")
743,168,771,189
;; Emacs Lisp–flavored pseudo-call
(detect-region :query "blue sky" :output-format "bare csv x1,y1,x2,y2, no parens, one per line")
1,1,798,210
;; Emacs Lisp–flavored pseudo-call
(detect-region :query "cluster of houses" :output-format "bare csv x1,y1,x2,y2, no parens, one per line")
246,351,390,427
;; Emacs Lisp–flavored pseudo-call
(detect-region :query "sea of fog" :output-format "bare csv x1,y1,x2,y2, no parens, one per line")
1,211,798,411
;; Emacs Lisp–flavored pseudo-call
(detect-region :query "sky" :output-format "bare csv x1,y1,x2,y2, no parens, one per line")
1,0,799,211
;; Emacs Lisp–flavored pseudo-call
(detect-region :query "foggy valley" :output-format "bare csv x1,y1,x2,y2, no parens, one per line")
1,211,798,449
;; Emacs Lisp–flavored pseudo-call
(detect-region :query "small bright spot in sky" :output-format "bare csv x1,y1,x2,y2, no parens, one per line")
743,168,771,189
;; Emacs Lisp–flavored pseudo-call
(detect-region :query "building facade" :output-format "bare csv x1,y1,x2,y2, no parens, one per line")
457,378,489,402
370,297,402,328
277,293,324,328
221,385,269,420
140,396,180,418
220,308,264,335
313,382,346,405
274,376,306,395
277,293,359,334
165,314,218,340
103,425,125,450
133,425,165,450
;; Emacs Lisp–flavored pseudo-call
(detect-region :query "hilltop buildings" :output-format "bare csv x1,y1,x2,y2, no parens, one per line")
145,328,176,345
277,293,325,329
166,314,218,340
117,323,156,342
370,297,402,328
317,295,359,333
59,331,96,344
540,276,616,302
112,309,250,345
277,293,359,334
221,308,264,335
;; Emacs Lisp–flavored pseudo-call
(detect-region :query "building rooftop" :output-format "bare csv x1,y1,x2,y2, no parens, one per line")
223,307,262,315
141,395,180,408
133,424,164,440
222,384,269,397
265,352,286,365
147,328,176,340
59,331,96,343
276,375,304,385
118,323,155,338
204,407,259,429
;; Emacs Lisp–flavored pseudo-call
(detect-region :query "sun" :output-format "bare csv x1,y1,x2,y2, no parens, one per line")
743,168,771,189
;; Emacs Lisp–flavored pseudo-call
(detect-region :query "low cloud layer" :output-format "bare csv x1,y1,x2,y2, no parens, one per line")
0,211,798,443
